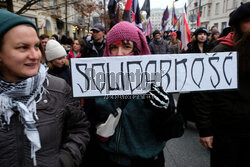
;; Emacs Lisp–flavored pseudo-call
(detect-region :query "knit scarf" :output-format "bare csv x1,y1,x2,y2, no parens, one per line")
0,64,48,166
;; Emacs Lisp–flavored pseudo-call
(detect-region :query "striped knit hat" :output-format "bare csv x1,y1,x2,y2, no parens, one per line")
103,21,151,56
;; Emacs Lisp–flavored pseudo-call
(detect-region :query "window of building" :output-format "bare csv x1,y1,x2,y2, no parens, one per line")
223,0,226,13
214,23,218,29
226,0,229,10
207,5,211,16
215,3,220,15
221,22,227,32
203,6,206,17
50,0,54,7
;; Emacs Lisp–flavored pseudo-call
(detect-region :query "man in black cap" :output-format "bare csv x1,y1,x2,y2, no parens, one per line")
194,2,250,167
149,30,169,54
82,23,106,57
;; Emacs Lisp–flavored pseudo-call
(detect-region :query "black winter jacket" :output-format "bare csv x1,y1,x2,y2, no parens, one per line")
177,41,210,123
48,64,71,86
0,75,90,167
194,42,250,137
82,39,105,58
182,41,210,53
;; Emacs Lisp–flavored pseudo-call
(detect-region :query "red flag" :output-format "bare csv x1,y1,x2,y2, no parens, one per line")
131,11,135,22
196,10,201,27
181,12,191,50
122,0,133,22
125,0,132,10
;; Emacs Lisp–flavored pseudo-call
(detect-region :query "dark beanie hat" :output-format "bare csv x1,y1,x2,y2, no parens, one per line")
0,9,37,38
194,27,208,37
212,30,220,36
229,2,250,26
153,30,161,37
51,34,59,41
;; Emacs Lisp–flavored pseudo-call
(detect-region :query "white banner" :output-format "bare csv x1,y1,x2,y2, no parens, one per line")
70,52,238,97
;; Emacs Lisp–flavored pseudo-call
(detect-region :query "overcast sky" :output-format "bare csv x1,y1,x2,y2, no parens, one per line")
138,0,188,9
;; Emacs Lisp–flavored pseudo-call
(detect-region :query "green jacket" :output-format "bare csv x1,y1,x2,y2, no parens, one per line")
92,95,183,166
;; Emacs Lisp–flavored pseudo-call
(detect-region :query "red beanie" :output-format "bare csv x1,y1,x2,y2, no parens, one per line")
103,21,151,57
171,32,177,36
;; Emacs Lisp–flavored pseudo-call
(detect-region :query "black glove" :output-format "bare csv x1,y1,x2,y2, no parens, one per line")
146,84,170,110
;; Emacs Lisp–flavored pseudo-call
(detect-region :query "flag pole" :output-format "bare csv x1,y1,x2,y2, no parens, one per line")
170,0,197,30
104,0,107,32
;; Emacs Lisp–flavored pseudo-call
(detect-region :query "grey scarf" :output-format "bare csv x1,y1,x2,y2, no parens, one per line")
0,64,48,166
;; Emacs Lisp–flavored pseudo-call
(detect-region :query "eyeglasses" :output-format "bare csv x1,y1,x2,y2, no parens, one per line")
92,30,100,33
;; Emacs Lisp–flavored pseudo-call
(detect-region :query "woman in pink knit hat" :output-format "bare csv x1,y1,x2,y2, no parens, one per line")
103,21,151,56
82,21,184,167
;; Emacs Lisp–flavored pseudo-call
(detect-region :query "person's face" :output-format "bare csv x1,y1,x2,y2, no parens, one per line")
41,37,49,49
110,40,134,56
73,40,81,52
92,30,104,42
154,34,161,40
51,57,65,68
197,33,207,43
0,25,41,82
51,36,56,40
240,18,250,33
213,33,220,39
171,35,177,40
212,26,218,31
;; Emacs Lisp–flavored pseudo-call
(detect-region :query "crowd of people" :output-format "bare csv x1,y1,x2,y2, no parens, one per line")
0,1,249,167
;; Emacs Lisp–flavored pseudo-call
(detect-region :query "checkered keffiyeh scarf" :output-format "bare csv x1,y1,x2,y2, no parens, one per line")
0,64,48,166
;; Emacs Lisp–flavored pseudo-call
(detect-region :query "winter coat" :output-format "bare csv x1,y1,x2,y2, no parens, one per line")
48,64,71,86
85,95,184,166
81,39,105,58
149,39,169,54
194,32,250,137
178,40,210,123
67,49,82,60
0,75,90,167
182,40,210,53
168,39,182,53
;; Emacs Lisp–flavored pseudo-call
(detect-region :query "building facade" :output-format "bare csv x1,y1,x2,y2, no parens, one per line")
187,0,250,32
150,7,182,32
150,8,164,31
0,0,101,38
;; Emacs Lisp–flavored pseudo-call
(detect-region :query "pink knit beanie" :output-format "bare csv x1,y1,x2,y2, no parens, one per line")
103,21,151,56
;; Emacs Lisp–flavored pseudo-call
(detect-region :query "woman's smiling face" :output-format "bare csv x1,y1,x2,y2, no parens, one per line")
0,25,41,82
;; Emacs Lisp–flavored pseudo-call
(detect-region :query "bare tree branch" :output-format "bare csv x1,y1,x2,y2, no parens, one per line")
15,0,41,15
